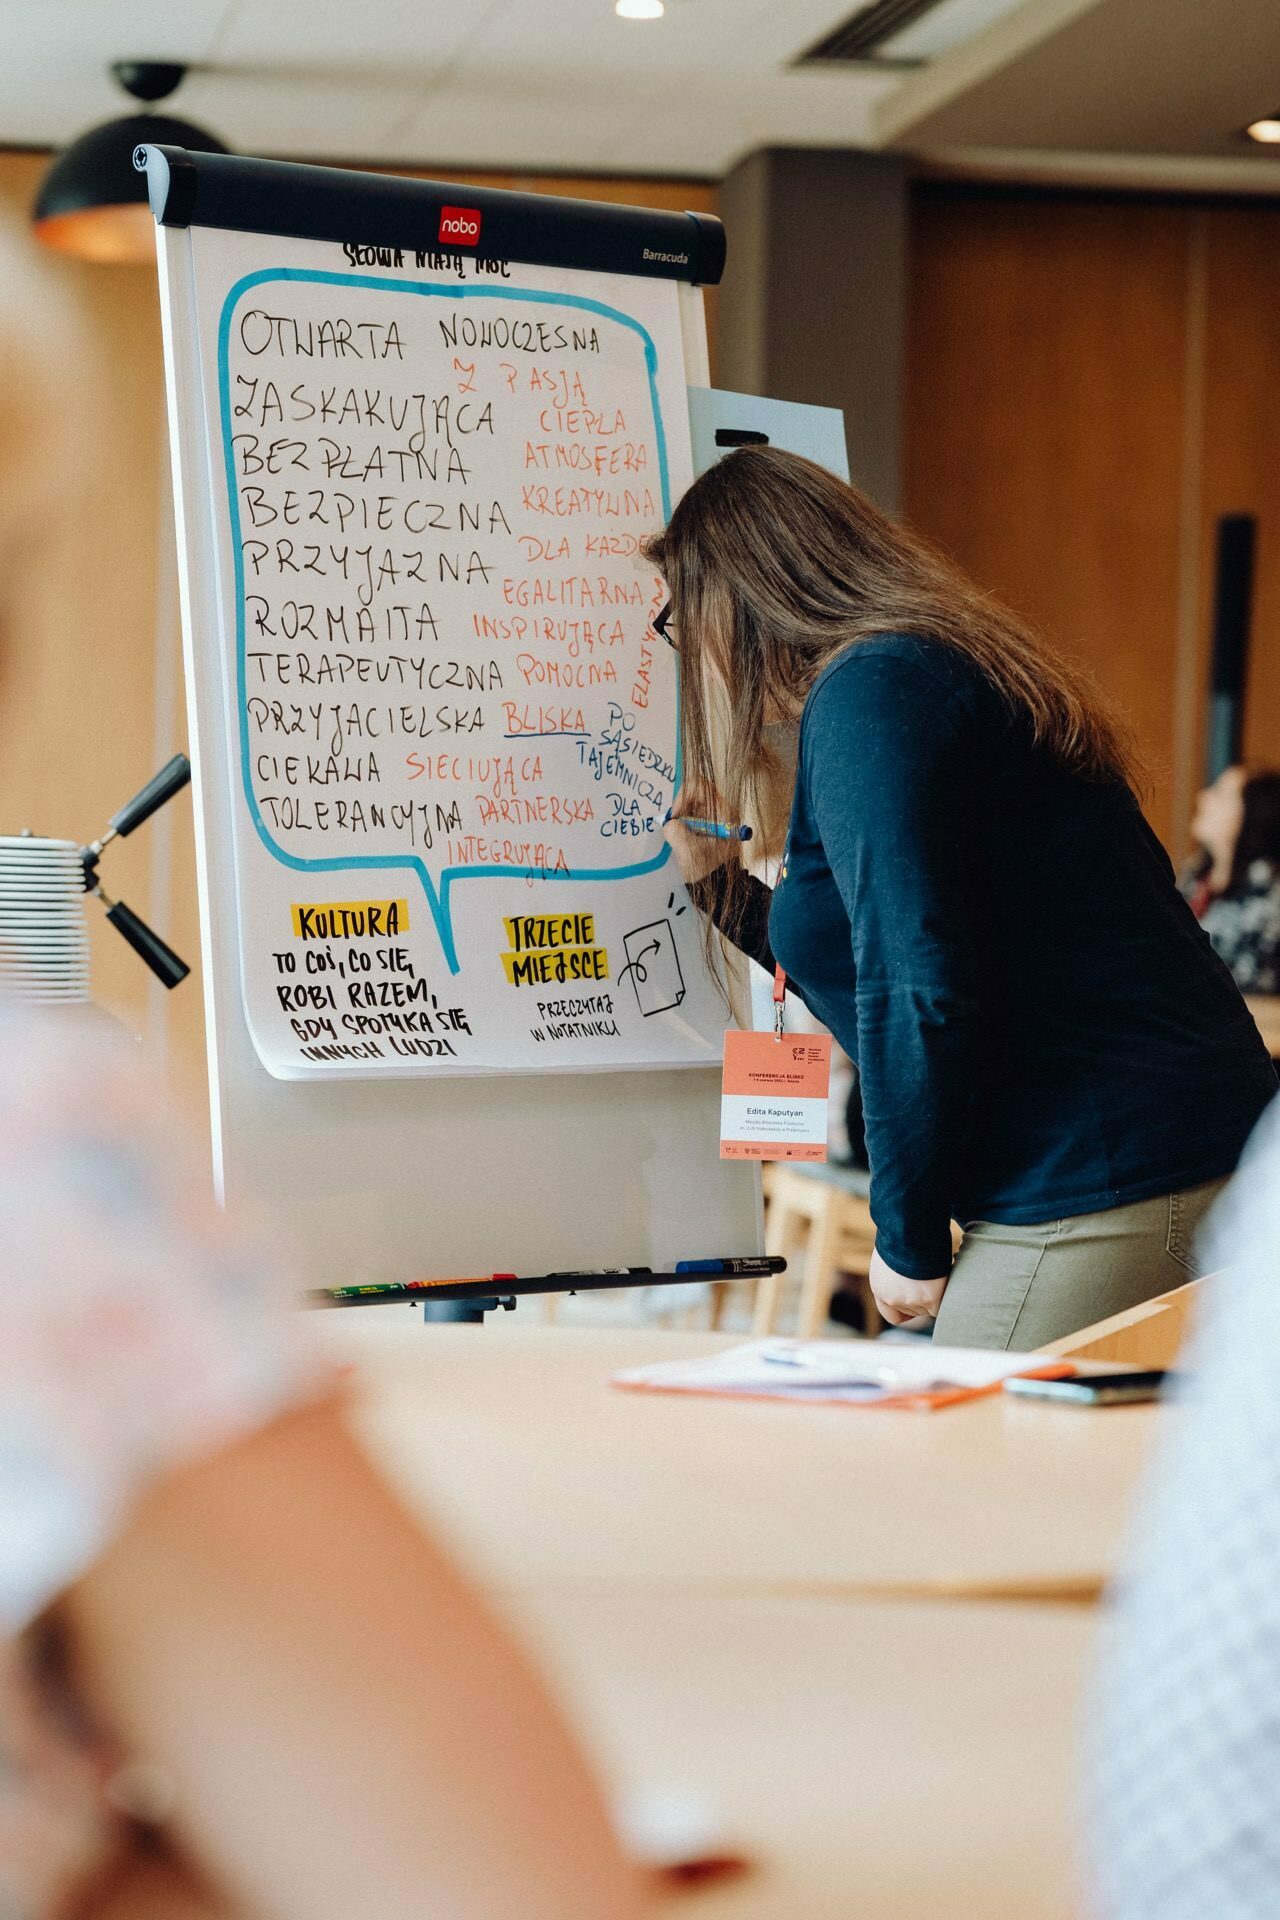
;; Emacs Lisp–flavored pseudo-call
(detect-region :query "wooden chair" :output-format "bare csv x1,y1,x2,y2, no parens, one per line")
755,1162,881,1338
1037,1274,1209,1368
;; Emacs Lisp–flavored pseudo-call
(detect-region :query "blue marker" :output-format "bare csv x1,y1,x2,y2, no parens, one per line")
674,819,753,842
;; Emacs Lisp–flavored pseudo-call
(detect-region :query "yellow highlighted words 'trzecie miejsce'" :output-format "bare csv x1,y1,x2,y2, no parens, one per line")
501,911,609,987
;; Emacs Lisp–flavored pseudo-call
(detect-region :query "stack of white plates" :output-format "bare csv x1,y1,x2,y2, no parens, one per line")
0,834,91,1004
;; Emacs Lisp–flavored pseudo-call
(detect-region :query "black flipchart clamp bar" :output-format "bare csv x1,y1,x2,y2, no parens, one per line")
134,145,726,286
302,1265,787,1319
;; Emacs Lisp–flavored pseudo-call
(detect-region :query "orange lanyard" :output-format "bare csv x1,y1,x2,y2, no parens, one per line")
772,963,787,1041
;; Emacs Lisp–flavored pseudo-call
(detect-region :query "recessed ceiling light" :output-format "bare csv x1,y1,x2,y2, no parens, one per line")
1246,115,1280,144
616,0,664,18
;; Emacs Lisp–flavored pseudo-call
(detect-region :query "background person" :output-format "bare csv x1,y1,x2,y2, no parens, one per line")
656,447,1276,1349
1185,764,1280,995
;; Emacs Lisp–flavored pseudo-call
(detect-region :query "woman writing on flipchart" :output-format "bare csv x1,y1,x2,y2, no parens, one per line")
654,447,1276,1349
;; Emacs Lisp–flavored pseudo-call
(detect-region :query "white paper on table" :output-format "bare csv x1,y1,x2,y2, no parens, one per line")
613,1339,1061,1405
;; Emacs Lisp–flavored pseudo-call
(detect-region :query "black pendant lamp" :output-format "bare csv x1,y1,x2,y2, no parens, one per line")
33,61,228,264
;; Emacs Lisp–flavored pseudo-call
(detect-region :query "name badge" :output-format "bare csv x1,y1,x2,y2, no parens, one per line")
720,1028,832,1162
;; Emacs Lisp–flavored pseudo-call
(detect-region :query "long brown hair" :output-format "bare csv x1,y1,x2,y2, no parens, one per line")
645,446,1142,956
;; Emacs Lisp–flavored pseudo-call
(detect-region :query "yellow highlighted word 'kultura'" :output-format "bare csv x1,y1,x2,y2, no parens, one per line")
291,900,410,940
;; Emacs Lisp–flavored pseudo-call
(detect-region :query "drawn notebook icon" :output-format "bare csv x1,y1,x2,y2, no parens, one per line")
622,919,686,1017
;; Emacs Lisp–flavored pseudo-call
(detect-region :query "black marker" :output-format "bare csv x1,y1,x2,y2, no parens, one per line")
545,1266,653,1279
675,1257,787,1277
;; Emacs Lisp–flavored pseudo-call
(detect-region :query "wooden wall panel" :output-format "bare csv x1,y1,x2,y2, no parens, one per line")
1198,207,1280,784
0,153,198,1081
905,187,1195,847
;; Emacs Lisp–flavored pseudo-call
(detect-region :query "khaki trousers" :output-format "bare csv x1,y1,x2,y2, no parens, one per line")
929,1179,1227,1352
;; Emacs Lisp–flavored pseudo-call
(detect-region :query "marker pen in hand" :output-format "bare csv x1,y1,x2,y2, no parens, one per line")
668,817,753,842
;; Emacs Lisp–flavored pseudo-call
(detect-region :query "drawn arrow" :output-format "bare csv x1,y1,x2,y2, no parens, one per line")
619,938,661,987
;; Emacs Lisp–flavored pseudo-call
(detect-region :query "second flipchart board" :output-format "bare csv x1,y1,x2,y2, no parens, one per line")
144,146,761,1283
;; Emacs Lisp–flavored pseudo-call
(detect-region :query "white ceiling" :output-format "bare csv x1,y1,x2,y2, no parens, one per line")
878,0,1280,191
2,0,1279,187
0,0,901,177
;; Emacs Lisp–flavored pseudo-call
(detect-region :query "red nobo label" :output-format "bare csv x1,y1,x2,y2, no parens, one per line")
438,206,481,247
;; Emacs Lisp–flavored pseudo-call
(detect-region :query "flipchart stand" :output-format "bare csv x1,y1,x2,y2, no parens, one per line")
143,147,763,1296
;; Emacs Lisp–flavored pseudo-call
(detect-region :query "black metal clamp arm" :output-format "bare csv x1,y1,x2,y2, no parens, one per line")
96,889,191,990
81,755,193,988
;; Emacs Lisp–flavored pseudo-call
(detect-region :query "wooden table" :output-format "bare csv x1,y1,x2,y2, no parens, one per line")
512,1588,1094,1920
317,1318,1132,1917
327,1320,1163,1600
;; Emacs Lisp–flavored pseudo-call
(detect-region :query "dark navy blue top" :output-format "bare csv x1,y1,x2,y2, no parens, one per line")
714,634,1277,1278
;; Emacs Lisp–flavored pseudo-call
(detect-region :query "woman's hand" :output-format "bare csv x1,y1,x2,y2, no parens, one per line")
663,787,739,886
869,1248,948,1326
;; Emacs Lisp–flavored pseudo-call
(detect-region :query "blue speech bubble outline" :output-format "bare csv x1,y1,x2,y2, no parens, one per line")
217,266,681,974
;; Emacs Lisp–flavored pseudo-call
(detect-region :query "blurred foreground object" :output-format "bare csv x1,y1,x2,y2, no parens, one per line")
33,61,226,264
0,836,90,1003
0,755,192,1000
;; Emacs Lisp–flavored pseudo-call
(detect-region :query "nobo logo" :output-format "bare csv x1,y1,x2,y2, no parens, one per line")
438,205,481,247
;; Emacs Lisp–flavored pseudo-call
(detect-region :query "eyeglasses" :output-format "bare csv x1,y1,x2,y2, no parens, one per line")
653,599,678,649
